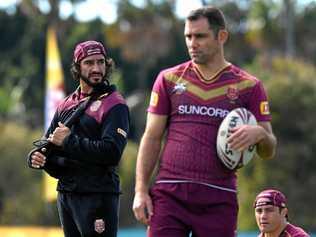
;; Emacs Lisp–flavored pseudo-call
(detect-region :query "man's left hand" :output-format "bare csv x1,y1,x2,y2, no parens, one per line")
227,125,265,152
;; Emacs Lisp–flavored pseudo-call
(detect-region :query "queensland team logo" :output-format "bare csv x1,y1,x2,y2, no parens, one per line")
226,85,239,102
90,100,102,112
172,82,187,94
94,219,105,234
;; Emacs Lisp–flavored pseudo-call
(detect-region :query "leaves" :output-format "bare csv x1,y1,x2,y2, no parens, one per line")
1,0,316,230
238,57,316,230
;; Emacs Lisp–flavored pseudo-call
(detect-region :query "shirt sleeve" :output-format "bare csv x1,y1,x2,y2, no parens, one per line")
247,80,272,122
62,104,130,166
41,109,68,177
147,71,171,115
44,110,59,138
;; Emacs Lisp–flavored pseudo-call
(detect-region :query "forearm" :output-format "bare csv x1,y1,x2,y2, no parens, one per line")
257,127,277,160
63,135,124,165
135,134,162,193
62,104,129,166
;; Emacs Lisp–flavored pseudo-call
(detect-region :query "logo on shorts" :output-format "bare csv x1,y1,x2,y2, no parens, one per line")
90,100,102,112
94,219,105,234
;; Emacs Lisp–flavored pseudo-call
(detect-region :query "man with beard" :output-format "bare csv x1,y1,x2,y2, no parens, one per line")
29,40,129,237
254,189,309,237
132,6,276,237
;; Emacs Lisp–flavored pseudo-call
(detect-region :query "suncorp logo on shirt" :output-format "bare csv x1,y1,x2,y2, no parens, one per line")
178,105,229,118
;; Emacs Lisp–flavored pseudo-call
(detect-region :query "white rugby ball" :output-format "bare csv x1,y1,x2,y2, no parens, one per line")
216,108,257,170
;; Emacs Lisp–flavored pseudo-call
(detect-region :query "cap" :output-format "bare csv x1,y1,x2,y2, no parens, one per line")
73,40,107,63
254,189,287,208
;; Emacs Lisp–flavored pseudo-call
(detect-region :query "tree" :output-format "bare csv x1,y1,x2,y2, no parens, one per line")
1,0,316,229
0,122,52,224
283,0,296,57
295,1,316,64
238,56,316,230
106,0,187,139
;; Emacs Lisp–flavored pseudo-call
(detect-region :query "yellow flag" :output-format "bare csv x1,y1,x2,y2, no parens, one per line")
44,26,65,202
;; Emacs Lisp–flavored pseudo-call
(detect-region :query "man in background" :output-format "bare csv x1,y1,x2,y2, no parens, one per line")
254,189,310,237
28,40,129,237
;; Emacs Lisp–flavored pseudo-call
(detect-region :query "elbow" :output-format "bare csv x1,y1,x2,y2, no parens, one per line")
107,148,122,166
258,151,276,160
99,143,124,166
106,137,127,166
83,138,127,166
258,136,277,160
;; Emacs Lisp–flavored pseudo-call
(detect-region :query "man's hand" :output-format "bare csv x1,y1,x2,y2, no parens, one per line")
132,192,153,225
47,122,71,146
30,151,46,168
227,125,265,152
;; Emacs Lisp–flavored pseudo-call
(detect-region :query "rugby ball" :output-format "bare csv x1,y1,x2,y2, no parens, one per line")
216,108,257,170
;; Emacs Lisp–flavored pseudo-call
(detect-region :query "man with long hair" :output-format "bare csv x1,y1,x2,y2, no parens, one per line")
29,40,129,237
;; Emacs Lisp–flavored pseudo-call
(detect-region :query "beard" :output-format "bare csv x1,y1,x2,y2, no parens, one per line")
80,72,106,88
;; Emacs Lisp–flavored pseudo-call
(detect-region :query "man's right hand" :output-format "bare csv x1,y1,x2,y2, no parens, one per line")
30,151,46,169
132,192,153,225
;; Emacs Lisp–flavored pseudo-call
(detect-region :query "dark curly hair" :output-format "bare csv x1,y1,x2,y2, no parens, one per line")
70,56,115,84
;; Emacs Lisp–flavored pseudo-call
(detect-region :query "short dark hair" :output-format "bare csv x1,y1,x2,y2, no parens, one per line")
186,6,226,37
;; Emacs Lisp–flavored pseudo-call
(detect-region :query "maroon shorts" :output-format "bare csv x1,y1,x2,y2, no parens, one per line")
148,182,238,237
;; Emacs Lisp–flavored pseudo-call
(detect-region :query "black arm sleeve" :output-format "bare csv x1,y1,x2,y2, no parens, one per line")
62,104,130,166
36,109,67,177
45,109,59,138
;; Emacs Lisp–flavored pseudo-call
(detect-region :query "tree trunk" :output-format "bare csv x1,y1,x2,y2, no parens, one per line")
284,0,295,57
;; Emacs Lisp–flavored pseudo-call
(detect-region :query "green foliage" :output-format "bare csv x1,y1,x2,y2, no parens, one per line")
296,2,316,62
0,87,12,116
1,0,316,231
245,0,283,52
118,140,139,226
0,122,50,224
0,8,45,125
238,57,316,230
0,121,140,226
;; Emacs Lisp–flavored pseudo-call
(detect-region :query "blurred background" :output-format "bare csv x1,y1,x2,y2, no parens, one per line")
0,0,316,236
